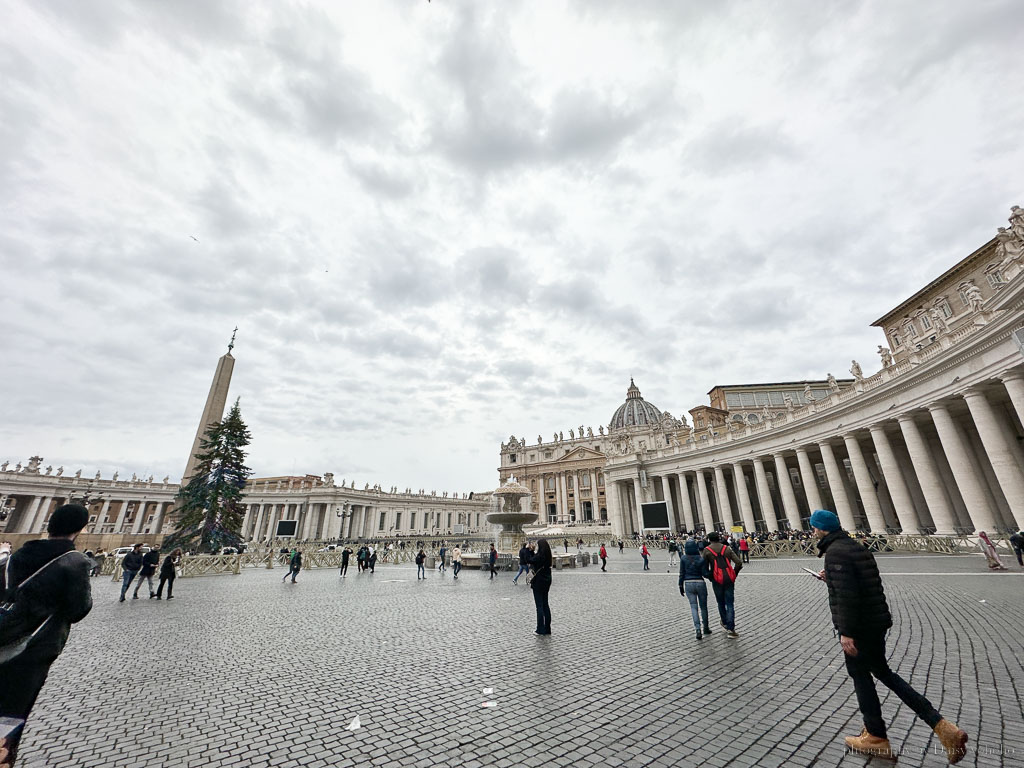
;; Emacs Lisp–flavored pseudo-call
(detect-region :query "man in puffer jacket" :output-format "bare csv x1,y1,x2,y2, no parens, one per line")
811,509,967,764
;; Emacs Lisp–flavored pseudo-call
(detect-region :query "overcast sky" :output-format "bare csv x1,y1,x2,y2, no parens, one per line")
2,1,1022,492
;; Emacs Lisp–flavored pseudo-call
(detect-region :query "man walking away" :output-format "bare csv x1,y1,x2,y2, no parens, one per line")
618,539,624,554
451,546,462,579
738,535,750,564
701,533,741,638
133,546,160,599
282,549,301,583
1010,530,1024,567
811,509,968,763
438,543,447,573
667,539,678,570
119,544,144,603
598,544,607,572
156,549,180,599
339,546,352,577
0,504,92,765
513,543,532,584
679,539,712,640
488,544,498,580
415,548,426,580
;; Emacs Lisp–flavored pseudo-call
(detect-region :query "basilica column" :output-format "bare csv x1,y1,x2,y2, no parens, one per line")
675,473,696,531
660,476,677,531
241,504,255,539
590,470,601,520
92,499,112,534
131,500,150,535
19,496,46,534
896,414,958,534
928,403,998,533
752,459,778,531
252,504,268,541
694,470,715,532
607,481,624,537
818,442,856,531
795,447,823,511
713,466,735,528
868,424,921,533
731,463,756,533
962,388,1024,529
558,473,569,524
265,504,280,541
843,434,886,533
112,501,132,535
772,454,802,530
631,477,644,533
152,502,170,536
1001,370,1024,426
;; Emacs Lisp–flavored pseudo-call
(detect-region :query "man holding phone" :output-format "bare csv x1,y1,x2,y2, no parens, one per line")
810,509,967,763
0,504,93,765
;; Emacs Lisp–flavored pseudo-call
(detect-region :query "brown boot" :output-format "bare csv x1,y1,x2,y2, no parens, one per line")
845,728,897,761
932,719,968,764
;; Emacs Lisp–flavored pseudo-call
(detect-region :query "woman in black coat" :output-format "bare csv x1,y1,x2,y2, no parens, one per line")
156,548,181,599
530,538,553,635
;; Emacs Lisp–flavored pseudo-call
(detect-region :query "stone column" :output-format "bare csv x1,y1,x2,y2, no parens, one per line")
818,442,857,531
1001,370,1024,426
713,466,735,528
795,446,823,511
694,470,715,532
131,500,149,535
896,414,959,534
843,435,887,533
20,496,46,534
752,459,777,531
590,470,600,520
92,499,112,534
558,473,569,524
607,481,624,537
928,403,998,533
631,477,644,533
772,454,803,530
252,504,268,541
675,473,696,531
113,501,132,534
241,504,255,539
868,424,921,533
265,504,280,541
152,502,170,536
962,389,1024,530
365,505,376,537
660,475,676,531
731,463,756,533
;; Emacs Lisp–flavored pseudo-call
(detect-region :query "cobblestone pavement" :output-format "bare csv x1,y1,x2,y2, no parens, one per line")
17,548,1024,768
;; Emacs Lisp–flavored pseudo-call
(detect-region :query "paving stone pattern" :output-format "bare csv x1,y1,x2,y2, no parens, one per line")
17,549,1024,768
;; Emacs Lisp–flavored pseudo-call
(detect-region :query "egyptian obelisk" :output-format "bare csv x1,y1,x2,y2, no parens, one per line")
182,329,237,482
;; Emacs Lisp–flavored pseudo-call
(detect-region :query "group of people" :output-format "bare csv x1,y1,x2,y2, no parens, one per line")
118,543,181,601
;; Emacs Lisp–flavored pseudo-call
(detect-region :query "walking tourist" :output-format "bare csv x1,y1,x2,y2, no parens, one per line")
810,509,968,763
977,531,1008,570
282,549,301,583
667,538,678,569
368,546,377,573
339,546,352,577
738,535,750,563
488,544,498,579
90,548,106,577
618,539,624,554
438,543,447,573
155,548,181,599
132,545,160,599
0,504,92,765
599,544,607,572
530,538,553,635
678,539,712,640
118,543,144,603
701,533,741,638
563,538,569,553
640,543,650,570
513,542,532,584
415,548,426,579
451,545,462,579
1011,530,1024,567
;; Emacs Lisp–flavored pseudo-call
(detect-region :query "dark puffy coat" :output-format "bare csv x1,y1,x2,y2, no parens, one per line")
2,539,92,663
139,550,160,577
817,529,892,639
121,550,143,573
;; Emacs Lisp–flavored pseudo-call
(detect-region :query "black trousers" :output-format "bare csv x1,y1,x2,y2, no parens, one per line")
533,587,551,634
340,562,349,575
489,563,497,578
1014,547,1023,566
156,574,175,597
844,633,942,738
0,655,53,761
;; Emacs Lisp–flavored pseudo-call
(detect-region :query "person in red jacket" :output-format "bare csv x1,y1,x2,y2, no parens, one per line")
738,535,750,563
640,543,650,570
598,544,608,572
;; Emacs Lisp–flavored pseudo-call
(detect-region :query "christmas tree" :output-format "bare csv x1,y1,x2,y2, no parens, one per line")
164,398,252,554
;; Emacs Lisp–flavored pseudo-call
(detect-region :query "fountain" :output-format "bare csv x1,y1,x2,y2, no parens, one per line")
487,476,537,552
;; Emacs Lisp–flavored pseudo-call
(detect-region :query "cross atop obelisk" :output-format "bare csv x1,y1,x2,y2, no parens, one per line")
182,331,237,483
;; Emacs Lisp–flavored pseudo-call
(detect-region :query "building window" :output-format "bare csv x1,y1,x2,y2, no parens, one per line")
509,454,517,463
546,477,555,490
789,468,802,487
410,513,416,529
919,313,931,330
890,329,901,347
597,472,603,486
903,321,915,339
987,270,1004,288
378,512,386,531
936,300,952,318
567,476,573,489
544,451,552,459
395,512,402,530
581,474,590,487
447,512,452,528
957,285,971,307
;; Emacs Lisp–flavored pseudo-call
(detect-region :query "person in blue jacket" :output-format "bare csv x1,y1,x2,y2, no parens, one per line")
678,538,712,640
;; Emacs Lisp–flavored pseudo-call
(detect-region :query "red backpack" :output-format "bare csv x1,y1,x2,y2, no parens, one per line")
708,545,737,586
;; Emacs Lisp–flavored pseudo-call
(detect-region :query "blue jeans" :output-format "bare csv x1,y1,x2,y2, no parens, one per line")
417,564,425,578
711,581,735,630
120,569,138,599
683,580,709,631
642,555,649,570
514,564,529,582
453,561,461,578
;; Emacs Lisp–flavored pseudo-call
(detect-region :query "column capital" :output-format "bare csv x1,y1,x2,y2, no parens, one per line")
895,411,919,423
1000,368,1024,384
926,402,951,414
960,386,990,401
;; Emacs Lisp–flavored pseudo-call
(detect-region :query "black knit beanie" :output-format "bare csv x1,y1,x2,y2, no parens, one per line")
48,504,89,536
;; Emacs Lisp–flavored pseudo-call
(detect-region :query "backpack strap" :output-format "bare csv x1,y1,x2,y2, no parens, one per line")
13,550,77,592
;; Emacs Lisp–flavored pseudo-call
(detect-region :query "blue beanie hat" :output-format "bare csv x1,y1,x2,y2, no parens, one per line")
684,539,699,555
809,509,841,532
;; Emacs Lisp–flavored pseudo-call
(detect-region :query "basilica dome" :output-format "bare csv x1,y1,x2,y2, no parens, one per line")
609,379,662,431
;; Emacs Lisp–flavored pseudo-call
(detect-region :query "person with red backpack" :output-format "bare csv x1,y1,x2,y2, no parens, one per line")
701,532,742,638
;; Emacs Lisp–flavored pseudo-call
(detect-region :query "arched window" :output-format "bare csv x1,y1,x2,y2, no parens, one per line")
986,266,1004,287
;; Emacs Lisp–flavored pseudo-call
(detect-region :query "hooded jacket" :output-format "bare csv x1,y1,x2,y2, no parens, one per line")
678,540,706,583
817,529,892,638
2,539,92,663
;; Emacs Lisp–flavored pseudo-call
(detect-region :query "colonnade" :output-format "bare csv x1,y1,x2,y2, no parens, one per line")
531,468,606,525
607,376,1024,536
0,494,176,537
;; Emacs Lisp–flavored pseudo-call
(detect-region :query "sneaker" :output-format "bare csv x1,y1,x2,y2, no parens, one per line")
155,595,162,600
167,595,175,599
696,630,703,640
703,626,713,635
132,594,139,600
119,596,125,602
727,630,740,639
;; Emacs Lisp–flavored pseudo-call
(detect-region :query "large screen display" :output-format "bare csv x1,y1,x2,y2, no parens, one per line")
276,520,298,537
641,501,669,529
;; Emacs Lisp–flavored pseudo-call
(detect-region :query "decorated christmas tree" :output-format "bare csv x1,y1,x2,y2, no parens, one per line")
164,398,252,554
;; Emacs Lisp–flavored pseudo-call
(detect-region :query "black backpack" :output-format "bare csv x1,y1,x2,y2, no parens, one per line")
0,551,76,664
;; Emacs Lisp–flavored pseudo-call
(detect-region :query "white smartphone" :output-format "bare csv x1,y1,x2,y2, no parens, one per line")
802,567,824,581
